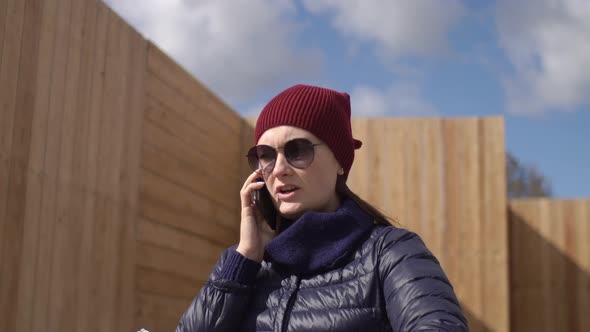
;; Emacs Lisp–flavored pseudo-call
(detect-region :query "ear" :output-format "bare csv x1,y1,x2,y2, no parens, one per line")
337,166,345,175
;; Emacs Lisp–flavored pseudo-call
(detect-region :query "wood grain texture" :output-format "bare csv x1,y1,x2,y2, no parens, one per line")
510,199,590,332
4,0,587,330
0,0,28,330
46,0,84,330
347,117,509,332
133,41,245,330
30,0,72,329
2,0,145,330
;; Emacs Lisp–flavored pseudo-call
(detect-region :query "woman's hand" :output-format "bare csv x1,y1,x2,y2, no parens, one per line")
236,171,277,262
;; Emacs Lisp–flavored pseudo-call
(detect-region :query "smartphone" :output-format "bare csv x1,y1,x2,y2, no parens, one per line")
253,179,277,230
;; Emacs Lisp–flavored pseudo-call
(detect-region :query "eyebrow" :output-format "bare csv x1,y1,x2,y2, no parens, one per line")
260,137,314,147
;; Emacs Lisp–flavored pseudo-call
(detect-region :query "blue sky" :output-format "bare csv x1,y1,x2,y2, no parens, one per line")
105,0,590,198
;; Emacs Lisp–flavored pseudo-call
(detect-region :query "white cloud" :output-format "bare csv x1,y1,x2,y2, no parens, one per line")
496,0,590,114
302,0,465,58
351,83,437,117
103,0,322,104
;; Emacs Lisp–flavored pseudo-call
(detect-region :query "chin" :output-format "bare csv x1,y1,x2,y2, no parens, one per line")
278,202,306,220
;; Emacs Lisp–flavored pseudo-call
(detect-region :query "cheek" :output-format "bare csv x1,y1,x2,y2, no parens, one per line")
303,166,337,199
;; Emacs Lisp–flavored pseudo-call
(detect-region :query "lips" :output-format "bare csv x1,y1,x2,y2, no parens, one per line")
276,184,300,194
276,184,300,200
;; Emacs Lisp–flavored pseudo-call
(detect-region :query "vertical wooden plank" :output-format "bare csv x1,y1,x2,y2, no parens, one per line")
448,118,468,316
384,119,407,224
537,199,552,332
0,0,26,157
66,1,96,330
0,0,27,330
45,0,85,330
14,0,55,329
579,201,590,332
0,0,8,58
562,200,579,332
348,118,369,198
12,0,42,329
0,5,27,318
364,119,384,209
30,0,72,329
480,117,508,331
94,8,125,332
421,119,444,264
551,201,567,330
459,118,481,324
508,201,520,332
76,1,108,330
116,18,145,332
402,120,423,233
451,118,480,331
509,201,540,332
441,118,461,297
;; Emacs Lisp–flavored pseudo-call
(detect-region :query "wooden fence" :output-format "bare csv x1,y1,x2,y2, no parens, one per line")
135,43,248,330
1,0,588,331
348,118,509,332
509,199,590,332
0,0,145,331
244,117,511,332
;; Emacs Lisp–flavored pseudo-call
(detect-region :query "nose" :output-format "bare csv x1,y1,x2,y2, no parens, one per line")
271,151,293,177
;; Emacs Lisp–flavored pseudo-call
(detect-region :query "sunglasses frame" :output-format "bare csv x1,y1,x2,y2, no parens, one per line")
246,138,324,175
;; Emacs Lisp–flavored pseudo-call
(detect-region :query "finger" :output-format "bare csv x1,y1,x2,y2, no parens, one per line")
240,181,265,208
241,171,263,190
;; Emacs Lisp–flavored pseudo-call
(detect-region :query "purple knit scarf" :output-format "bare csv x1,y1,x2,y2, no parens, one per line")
264,198,375,276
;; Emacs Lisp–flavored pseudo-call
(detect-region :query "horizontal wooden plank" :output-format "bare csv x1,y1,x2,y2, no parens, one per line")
145,76,241,151
136,292,189,322
136,266,204,299
144,95,239,163
136,242,216,281
137,217,224,263
140,142,238,213
145,43,241,133
142,119,241,186
240,118,256,180
138,167,239,235
139,192,236,248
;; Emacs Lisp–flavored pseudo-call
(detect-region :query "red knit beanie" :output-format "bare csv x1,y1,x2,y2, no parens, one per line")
255,84,362,180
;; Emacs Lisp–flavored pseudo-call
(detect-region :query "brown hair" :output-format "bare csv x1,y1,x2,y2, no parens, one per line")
335,176,397,227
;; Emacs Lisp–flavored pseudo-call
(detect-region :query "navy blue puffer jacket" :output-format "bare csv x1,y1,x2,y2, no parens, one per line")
175,225,467,331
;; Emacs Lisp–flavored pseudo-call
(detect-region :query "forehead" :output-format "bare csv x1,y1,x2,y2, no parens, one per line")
258,126,320,146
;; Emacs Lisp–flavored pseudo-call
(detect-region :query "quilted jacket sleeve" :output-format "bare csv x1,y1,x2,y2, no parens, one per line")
175,246,261,332
378,228,468,331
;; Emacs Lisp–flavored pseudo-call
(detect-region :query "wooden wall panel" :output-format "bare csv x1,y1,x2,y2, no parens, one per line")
347,117,509,332
0,0,28,331
509,199,590,332
0,0,146,331
3,0,587,331
46,0,84,330
75,2,109,330
13,0,56,330
135,42,244,330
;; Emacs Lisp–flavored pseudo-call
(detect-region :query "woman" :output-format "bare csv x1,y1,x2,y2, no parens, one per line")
176,84,467,331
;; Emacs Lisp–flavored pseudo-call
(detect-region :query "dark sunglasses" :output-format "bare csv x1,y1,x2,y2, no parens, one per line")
247,138,323,175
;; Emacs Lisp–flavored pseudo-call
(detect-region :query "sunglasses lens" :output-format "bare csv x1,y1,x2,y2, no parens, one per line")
285,138,315,168
247,145,276,173
246,139,316,174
